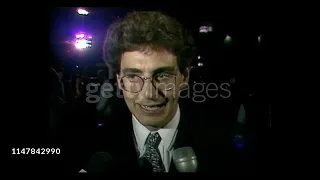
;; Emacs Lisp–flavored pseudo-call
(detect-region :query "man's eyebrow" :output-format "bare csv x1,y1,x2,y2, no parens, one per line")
152,66,176,74
122,68,143,74
121,66,176,74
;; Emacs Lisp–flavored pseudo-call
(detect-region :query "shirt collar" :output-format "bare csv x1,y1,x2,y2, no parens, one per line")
132,105,180,153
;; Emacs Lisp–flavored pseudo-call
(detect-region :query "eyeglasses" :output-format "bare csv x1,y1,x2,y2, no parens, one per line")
120,73,177,93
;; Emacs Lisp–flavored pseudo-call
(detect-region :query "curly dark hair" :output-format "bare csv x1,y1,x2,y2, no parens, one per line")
103,11,196,74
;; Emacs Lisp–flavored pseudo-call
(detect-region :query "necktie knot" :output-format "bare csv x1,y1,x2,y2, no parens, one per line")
146,132,161,148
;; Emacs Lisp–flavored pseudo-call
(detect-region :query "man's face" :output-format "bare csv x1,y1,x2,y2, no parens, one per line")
117,50,189,129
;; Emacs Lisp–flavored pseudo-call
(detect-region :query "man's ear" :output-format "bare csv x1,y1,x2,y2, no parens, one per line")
116,74,122,90
179,68,190,90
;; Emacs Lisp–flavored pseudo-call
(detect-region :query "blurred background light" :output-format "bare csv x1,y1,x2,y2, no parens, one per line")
224,35,232,44
198,62,203,67
77,8,89,15
76,33,85,38
75,39,88,49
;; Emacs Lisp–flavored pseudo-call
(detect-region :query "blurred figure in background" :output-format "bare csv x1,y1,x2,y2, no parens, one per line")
57,68,67,104
50,66,60,137
66,74,87,128
97,69,107,85
68,74,85,103
96,66,123,117
50,66,67,140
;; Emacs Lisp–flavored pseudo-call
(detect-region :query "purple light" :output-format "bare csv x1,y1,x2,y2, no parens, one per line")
88,35,92,39
75,33,85,38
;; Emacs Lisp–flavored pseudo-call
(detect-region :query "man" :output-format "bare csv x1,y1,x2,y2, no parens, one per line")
62,11,254,174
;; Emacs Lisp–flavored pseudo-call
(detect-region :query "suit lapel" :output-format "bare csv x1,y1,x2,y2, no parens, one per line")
168,104,198,172
98,104,140,172
114,109,140,171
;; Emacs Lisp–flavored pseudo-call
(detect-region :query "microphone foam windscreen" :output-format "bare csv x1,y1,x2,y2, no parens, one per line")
173,147,196,161
172,147,198,172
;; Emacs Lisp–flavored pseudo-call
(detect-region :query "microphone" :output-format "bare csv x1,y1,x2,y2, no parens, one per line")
87,152,113,173
173,147,198,172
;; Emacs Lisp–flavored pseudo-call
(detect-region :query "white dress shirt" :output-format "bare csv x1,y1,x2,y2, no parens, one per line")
132,105,180,172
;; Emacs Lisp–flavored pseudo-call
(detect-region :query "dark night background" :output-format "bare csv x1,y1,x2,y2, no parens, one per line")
49,6,270,133
50,7,267,85
7,7,273,175
48,7,271,174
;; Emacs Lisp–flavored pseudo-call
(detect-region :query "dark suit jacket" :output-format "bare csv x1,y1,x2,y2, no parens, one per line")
60,99,255,175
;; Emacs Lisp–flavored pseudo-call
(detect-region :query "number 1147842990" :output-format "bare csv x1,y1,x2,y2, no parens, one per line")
12,148,60,155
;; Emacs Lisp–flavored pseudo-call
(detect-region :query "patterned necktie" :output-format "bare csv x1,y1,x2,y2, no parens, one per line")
142,132,165,173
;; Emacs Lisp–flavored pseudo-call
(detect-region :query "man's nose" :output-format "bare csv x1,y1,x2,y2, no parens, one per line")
140,79,157,99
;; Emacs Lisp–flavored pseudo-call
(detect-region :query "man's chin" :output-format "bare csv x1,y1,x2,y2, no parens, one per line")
138,116,167,128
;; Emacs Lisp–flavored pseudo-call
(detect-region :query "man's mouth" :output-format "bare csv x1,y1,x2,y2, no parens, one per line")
139,102,167,112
